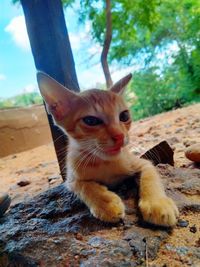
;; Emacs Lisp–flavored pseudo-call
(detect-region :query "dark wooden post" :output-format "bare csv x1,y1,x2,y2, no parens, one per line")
20,0,80,180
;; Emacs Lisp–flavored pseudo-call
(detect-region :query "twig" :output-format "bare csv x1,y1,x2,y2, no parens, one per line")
145,238,149,267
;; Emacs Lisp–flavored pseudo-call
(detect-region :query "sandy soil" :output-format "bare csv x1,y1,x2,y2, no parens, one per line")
0,103,200,266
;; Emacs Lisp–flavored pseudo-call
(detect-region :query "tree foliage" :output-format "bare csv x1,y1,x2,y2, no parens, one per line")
63,0,160,64
0,92,42,109
63,0,200,119
128,0,200,119
12,0,200,118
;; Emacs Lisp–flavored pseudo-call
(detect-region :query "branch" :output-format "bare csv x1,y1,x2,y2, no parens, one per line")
101,0,113,88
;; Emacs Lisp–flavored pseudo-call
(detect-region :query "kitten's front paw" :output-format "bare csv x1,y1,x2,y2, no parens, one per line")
90,193,125,223
139,196,179,227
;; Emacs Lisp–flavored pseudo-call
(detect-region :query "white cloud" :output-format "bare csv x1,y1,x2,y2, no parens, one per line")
69,22,93,52
79,64,134,90
0,74,6,81
111,66,134,82
69,33,82,50
88,43,101,55
85,21,91,32
5,15,88,53
79,63,105,89
23,83,38,93
5,15,31,51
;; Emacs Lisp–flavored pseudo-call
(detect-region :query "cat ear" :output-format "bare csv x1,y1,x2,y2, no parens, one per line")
110,73,132,95
37,71,77,121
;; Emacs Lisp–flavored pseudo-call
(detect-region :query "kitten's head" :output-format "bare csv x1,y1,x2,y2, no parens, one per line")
37,72,132,159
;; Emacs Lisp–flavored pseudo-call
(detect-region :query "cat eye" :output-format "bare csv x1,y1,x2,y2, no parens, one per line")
119,110,130,122
82,116,103,126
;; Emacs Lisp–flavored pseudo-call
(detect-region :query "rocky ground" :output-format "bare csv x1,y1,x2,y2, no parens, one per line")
0,103,200,267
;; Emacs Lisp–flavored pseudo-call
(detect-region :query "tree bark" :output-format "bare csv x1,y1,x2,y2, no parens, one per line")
101,0,113,88
21,0,80,181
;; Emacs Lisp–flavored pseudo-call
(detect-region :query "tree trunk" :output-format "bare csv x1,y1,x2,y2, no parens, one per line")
21,0,80,181
101,0,113,88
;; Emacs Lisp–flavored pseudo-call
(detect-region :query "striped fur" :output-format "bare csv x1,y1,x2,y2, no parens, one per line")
37,72,179,226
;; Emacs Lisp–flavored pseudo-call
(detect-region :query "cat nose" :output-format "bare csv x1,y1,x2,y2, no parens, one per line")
112,133,124,146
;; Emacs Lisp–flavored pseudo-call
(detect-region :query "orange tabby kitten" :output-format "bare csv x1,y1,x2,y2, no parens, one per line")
37,72,179,226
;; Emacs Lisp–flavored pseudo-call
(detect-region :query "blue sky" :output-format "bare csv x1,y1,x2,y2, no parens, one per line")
0,1,36,98
0,0,134,99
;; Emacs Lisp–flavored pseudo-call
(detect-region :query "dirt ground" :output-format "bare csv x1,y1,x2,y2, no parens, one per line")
0,103,200,266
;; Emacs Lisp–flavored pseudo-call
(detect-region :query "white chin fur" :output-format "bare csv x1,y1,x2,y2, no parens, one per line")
97,150,122,160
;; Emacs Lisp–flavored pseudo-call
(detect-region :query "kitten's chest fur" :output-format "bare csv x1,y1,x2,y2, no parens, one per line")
66,146,135,186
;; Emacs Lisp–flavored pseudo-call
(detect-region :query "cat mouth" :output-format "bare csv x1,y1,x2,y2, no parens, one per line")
104,145,122,155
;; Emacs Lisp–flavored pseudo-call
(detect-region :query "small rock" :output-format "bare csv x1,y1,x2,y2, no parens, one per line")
175,128,183,133
88,237,106,248
75,233,83,241
79,249,96,257
178,178,200,195
195,238,200,247
17,180,31,187
123,224,132,230
177,219,189,228
152,131,159,137
49,180,57,185
74,255,79,259
167,137,179,145
9,184,19,190
193,118,200,123
164,123,171,128
48,175,61,182
177,247,189,256
16,167,37,175
146,126,153,133
185,144,200,162
175,118,182,123
189,225,197,233
183,140,196,148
